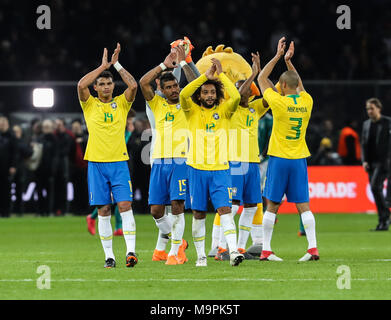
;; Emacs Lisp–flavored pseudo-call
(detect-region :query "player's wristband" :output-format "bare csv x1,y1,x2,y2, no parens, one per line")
114,62,123,72
159,63,167,71
179,60,187,68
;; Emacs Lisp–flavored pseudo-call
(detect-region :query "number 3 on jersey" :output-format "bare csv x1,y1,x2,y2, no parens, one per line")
286,117,302,140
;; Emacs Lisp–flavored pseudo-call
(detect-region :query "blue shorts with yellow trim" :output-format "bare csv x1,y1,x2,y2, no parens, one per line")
263,156,309,203
87,161,132,205
187,166,232,212
230,161,262,205
148,158,187,205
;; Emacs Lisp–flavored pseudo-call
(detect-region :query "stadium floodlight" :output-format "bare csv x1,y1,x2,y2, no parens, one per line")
33,88,54,108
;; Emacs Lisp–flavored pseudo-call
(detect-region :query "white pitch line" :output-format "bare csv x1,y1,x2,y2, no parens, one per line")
12,259,391,263
1,278,391,283
371,259,391,262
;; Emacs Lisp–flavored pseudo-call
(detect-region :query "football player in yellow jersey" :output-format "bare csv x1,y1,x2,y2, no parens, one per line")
140,46,197,265
258,38,319,262
214,53,269,261
77,44,138,268
180,58,244,267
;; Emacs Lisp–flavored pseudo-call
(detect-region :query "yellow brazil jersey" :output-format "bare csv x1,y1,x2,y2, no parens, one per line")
180,73,240,171
80,93,132,162
147,94,188,159
263,88,313,159
229,98,269,162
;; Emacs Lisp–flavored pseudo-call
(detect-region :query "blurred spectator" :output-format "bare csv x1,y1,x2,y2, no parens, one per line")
70,119,89,215
338,120,362,165
35,119,58,216
0,115,17,217
306,116,323,159
71,119,88,152
30,119,42,143
361,98,391,231
311,137,342,166
11,124,33,215
53,118,74,215
126,110,136,178
128,117,151,213
321,119,338,151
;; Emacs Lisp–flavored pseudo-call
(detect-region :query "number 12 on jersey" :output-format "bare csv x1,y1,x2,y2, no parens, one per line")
286,117,302,140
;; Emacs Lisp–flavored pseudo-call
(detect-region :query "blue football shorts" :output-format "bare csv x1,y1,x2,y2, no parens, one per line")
148,158,187,205
263,156,309,203
87,161,132,205
187,165,232,212
230,161,262,205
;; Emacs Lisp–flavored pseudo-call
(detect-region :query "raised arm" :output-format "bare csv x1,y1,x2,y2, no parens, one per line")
110,43,137,102
139,51,177,101
180,64,216,111
256,57,278,93
284,41,305,93
239,52,260,97
212,58,240,115
174,45,198,83
77,48,111,102
258,37,286,95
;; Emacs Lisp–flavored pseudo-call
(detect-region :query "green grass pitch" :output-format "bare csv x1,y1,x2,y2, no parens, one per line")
0,213,390,300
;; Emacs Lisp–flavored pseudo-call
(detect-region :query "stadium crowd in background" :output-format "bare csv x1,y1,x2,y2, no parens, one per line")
0,112,152,217
1,0,391,82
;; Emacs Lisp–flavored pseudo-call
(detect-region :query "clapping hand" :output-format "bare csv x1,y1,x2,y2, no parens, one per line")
163,50,178,68
101,48,111,69
276,37,286,58
111,43,121,65
284,41,294,62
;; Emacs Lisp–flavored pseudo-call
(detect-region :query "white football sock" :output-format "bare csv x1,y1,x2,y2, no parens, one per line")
169,213,185,256
211,224,220,249
192,217,206,258
218,205,239,249
154,211,172,251
98,215,115,260
120,209,136,254
300,211,317,249
154,214,172,237
262,211,276,252
220,213,238,253
218,223,227,249
237,206,257,249
251,224,263,245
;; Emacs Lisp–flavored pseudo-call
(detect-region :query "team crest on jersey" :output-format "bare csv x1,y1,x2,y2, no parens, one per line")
111,102,117,109
213,113,220,120
232,187,237,197
249,108,255,113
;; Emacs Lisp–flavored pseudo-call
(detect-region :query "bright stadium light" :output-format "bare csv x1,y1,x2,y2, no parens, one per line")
33,88,54,108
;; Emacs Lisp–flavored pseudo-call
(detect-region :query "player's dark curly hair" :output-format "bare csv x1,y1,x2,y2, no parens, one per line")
191,79,225,106
94,70,114,84
159,72,178,89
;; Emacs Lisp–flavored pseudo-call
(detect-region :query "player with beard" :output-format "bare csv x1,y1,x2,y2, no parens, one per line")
214,52,270,260
180,58,244,267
